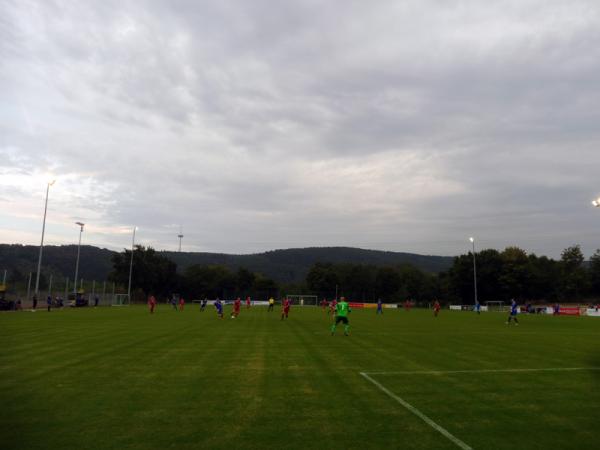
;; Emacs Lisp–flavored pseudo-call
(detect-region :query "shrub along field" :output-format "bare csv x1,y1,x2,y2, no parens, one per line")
1,305,599,449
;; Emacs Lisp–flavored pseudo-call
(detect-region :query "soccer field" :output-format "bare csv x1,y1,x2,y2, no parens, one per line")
1,305,599,450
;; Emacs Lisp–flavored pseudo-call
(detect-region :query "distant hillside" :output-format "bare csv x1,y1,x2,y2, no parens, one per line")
0,244,453,285
162,247,453,283
0,244,115,285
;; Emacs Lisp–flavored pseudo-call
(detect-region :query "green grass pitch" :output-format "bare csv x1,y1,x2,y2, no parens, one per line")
1,305,600,449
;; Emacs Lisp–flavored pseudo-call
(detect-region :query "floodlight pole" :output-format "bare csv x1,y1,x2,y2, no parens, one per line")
127,227,136,302
470,237,478,306
178,226,184,252
26,272,32,301
35,181,55,296
73,222,85,294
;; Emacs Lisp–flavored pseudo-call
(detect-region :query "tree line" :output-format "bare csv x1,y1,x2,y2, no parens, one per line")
110,245,600,304
110,246,279,301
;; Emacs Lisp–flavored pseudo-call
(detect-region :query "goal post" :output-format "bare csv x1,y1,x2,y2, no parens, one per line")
486,301,504,312
112,294,130,306
285,295,318,306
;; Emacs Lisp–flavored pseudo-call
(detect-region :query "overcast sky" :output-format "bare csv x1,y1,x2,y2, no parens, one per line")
1,0,600,257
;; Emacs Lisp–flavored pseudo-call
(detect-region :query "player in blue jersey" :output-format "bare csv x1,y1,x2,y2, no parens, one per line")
506,299,519,325
376,298,383,315
475,301,481,315
214,299,223,319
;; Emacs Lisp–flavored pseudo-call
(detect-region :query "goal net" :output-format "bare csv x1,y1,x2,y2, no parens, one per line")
486,301,505,312
286,295,318,306
112,294,130,306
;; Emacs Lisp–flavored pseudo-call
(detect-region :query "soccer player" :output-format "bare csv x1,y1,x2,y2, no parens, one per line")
331,297,351,336
47,295,52,312
246,296,251,309
231,297,241,318
506,299,519,325
148,295,156,314
329,298,337,317
200,298,207,312
475,301,481,315
170,296,178,311
268,296,275,312
376,298,383,315
215,299,224,319
179,297,185,311
433,300,441,317
281,297,291,320
553,303,560,315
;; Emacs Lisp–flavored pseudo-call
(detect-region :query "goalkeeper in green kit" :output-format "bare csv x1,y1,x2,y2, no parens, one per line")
331,296,351,336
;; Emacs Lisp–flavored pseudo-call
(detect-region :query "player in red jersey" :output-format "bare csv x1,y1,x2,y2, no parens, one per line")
433,300,441,317
321,299,329,310
329,299,337,317
281,298,291,320
231,297,241,318
246,296,251,309
148,295,156,314
179,297,185,311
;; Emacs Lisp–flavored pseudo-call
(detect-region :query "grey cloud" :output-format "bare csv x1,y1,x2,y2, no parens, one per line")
2,0,600,257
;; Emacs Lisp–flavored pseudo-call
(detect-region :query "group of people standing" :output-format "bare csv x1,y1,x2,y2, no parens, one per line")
146,295,293,320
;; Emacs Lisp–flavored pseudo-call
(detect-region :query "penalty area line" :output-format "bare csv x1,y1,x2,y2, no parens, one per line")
363,367,600,376
359,372,472,450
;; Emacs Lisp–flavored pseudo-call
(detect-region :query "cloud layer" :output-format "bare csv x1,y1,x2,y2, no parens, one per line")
2,0,600,257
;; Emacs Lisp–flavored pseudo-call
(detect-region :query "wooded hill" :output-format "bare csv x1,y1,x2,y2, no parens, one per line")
0,244,453,284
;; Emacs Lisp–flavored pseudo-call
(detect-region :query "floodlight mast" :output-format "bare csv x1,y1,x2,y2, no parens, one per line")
127,227,137,302
178,226,184,252
469,237,478,306
34,180,55,296
73,222,85,294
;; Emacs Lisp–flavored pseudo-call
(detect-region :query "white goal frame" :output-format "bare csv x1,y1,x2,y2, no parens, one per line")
112,294,130,306
485,301,504,312
286,295,318,306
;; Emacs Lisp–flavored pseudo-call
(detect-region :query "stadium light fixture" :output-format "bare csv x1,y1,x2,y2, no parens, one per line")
593,198,600,207
34,180,56,298
73,222,85,294
469,237,478,306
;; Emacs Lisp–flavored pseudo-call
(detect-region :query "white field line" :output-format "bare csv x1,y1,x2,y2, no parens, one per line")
364,367,600,376
360,372,472,450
